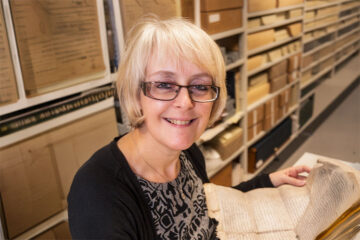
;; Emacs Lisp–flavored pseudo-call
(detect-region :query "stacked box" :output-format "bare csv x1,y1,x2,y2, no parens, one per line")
208,125,243,160
210,163,232,187
201,0,243,34
247,105,265,141
0,108,118,238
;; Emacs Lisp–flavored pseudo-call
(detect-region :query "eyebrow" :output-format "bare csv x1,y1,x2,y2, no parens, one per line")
148,71,212,80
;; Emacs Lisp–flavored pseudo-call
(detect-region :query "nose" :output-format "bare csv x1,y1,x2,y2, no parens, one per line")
173,87,194,109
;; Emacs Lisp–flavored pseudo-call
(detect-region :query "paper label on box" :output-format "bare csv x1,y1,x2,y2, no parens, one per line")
209,13,220,23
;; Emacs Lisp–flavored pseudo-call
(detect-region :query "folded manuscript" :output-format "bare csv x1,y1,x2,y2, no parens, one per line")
204,158,360,240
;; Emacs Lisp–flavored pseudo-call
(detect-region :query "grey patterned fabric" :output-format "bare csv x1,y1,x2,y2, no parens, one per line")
137,152,216,239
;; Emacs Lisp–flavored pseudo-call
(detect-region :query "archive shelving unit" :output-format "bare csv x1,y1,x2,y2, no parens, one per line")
0,0,359,239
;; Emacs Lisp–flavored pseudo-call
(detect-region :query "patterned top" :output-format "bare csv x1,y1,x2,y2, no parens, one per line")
137,152,217,239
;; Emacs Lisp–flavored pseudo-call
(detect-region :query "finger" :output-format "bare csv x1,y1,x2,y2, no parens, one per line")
296,175,307,181
284,176,306,187
295,165,311,173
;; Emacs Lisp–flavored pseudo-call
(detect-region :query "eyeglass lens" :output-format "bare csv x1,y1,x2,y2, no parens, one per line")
142,82,219,102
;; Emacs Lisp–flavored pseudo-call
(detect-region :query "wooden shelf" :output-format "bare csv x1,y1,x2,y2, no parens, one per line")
248,51,301,77
246,133,298,180
247,81,299,112
305,1,340,11
303,39,334,57
0,97,114,148
247,36,302,56
304,12,338,24
197,111,244,144
301,65,333,90
13,210,68,240
246,105,298,147
226,58,245,71
211,27,244,41
302,51,334,72
335,46,360,65
248,4,304,18
206,146,245,178
248,17,303,34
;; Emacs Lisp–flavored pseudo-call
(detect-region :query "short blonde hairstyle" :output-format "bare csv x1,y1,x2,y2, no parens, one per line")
117,16,227,128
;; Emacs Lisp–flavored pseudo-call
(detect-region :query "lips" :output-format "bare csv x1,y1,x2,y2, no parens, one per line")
165,118,195,126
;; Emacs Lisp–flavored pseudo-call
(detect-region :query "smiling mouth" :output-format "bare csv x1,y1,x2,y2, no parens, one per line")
165,118,195,126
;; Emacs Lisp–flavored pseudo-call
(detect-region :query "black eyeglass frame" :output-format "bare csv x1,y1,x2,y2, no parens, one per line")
140,82,220,103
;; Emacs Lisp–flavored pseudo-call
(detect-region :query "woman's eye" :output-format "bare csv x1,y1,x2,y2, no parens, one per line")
192,85,209,91
155,82,173,89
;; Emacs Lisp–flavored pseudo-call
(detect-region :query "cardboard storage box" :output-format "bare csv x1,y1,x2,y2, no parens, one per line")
288,53,301,72
247,55,266,72
274,29,289,41
247,29,275,51
209,125,243,160
0,134,64,238
289,8,303,18
261,14,277,25
288,71,299,83
210,163,232,187
33,221,71,240
0,5,18,106
249,72,268,88
248,105,265,126
269,60,288,79
247,121,264,141
268,48,282,61
270,74,287,93
201,0,243,11
201,8,242,34
10,0,106,96
248,18,262,28
247,82,270,105
0,108,118,238
287,22,302,37
277,0,303,7
248,0,276,13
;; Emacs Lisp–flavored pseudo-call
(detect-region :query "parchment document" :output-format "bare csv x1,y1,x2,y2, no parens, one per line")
204,158,360,240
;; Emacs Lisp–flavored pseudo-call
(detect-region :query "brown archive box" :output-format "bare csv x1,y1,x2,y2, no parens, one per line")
247,55,266,72
247,29,275,51
201,0,243,11
288,53,301,72
277,0,303,7
0,1,18,106
248,0,276,13
208,125,243,160
120,0,180,34
0,133,64,238
201,8,242,34
287,22,302,37
210,163,232,187
270,74,287,93
247,105,265,141
247,81,270,105
269,60,288,79
10,0,106,96
0,108,118,238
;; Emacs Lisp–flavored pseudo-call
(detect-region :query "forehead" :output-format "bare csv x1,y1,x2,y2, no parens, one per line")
145,51,208,77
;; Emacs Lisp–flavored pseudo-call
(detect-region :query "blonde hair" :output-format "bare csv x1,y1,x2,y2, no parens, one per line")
116,16,227,127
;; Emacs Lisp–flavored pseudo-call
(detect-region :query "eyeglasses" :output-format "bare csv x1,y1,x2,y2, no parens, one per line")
141,82,220,103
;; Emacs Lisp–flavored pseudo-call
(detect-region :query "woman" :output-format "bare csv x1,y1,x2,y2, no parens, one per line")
68,17,310,239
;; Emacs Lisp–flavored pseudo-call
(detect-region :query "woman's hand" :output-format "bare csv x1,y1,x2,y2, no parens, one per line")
269,165,311,187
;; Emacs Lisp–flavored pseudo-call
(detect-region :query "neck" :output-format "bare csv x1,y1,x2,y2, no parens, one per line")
119,128,181,182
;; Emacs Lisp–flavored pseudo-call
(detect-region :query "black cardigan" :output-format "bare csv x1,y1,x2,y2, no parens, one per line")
68,137,273,239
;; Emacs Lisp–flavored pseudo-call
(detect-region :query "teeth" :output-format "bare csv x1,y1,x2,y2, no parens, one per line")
167,119,191,125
